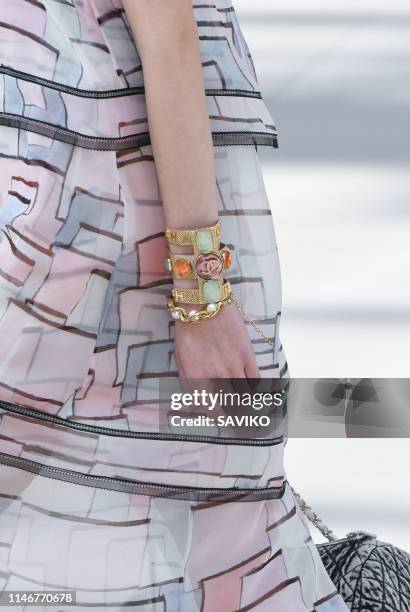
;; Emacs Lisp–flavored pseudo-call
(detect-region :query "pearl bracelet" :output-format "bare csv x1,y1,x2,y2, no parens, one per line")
165,293,232,323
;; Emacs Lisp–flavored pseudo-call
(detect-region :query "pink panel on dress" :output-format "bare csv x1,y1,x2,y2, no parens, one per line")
186,499,270,588
202,547,271,612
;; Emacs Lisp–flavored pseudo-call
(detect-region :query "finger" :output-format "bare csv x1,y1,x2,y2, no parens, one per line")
175,355,191,409
175,352,187,382
178,366,220,419
231,371,253,397
229,367,247,379
244,353,261,380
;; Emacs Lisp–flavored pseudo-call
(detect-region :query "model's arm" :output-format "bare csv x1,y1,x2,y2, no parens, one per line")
123,0,259,378
122,0,216,228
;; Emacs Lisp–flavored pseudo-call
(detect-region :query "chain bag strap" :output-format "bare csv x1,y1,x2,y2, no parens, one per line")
291,487,337,541
291,489,410,611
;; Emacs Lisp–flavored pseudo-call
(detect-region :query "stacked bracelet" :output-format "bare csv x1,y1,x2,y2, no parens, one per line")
165,292,233,323
164,220,232,321
171,279,232,305
165,221,222,249
164,222,276,342
165,220,231,305
165,246,232,281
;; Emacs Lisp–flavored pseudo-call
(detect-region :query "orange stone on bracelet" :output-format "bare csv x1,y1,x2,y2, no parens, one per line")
222,248,232,269
174,258,192,278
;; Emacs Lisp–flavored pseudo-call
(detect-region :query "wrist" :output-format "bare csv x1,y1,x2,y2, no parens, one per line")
164,220,232,321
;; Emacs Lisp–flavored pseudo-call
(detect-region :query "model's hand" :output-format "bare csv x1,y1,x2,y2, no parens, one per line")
174,303,260,379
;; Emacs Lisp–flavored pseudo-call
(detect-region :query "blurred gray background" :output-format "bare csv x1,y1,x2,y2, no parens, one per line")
235,0,410,548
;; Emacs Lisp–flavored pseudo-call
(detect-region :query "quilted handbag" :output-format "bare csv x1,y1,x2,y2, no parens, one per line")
293,489,410,611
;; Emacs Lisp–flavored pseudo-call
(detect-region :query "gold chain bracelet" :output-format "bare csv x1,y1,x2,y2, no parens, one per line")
165,294,232,323
166,291,275,348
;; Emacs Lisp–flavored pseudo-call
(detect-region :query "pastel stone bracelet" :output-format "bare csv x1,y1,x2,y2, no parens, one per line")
165,220,229,305
165,221,221,250
171,280,231,305
165,246,232,281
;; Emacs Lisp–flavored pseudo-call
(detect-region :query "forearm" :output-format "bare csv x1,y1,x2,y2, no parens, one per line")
122,0,218,229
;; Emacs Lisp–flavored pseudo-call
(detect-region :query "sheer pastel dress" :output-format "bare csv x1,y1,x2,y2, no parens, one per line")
0,1,348,610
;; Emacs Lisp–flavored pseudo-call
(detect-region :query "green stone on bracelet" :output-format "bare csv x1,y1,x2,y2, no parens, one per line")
203,280,221,303
196,229,214,252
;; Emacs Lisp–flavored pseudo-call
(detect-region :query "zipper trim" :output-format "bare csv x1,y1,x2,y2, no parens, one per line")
213,132,278,148
0,400,284,447
0,113,278,150
0,65,263,100
0,112,150,150
0,452,286,501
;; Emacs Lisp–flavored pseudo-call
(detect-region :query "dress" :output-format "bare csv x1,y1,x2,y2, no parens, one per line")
0,1,348,610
